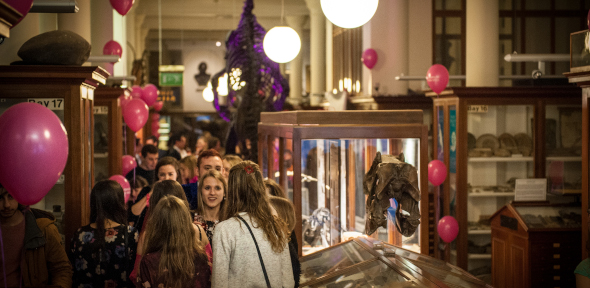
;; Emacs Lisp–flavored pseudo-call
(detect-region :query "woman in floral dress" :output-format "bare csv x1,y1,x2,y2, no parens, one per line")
70,180,139,288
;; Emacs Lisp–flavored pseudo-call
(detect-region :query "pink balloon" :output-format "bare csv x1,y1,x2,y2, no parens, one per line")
5,0,34,28
118,94,131,109
437,216,459,243
130,85,143,99
153,132,160,138
151,126,159,136
103,40,122,60
588,9,590,30
110,0,134,16
121,155,137,176
123,99,149,132
428,160,447,186
0,103,68,205
151,113,160,121
362,48,378,69
426,64,449,95
108,175,131,203
153,101,164,112
142,84,159,106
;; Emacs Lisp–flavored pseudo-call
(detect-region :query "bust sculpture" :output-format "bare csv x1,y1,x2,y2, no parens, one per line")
194,62,211,86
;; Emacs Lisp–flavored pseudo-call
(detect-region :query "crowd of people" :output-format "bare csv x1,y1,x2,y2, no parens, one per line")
0,134,300,288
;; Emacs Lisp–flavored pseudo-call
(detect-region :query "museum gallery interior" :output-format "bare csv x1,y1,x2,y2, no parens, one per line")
1,0,590,287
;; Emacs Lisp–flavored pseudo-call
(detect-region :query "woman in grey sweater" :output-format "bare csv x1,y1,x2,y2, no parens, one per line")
212,161,294,288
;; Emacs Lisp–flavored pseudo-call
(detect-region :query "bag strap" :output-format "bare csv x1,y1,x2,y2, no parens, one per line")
237,215,271,288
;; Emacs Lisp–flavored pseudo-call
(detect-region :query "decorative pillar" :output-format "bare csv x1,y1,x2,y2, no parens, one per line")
90,0,114,74
368,0,408,95
466,0,499,86
305,0,326,105
325,18,333,93
285,15,306,104
58,0,91,43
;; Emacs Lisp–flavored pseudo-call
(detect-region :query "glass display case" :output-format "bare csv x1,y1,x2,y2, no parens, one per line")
427,87,581,275
258,111,429,256
94,86,127,181
299,236,491,287
0,65,108,249
490,202,581,287
564,31,590,259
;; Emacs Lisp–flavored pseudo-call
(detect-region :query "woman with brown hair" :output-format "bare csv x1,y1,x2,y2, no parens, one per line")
137,195,211,288
180,156,199,184
193,169,227,246
212,161,293,288
221,154,242,180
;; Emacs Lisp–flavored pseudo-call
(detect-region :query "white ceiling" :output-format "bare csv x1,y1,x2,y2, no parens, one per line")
135,0,310,40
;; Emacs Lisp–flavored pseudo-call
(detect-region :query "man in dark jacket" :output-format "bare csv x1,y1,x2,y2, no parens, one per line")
0,183,72,288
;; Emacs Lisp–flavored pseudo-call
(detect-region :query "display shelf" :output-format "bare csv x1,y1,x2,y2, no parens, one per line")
468,192,514,197
546,156,582,162
468,229,491,235
468,157,534,162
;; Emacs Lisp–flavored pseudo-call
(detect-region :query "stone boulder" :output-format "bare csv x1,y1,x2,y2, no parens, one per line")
17,30,91,65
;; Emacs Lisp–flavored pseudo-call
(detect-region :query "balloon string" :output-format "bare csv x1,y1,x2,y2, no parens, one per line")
0,223,7,288
133,133,136,186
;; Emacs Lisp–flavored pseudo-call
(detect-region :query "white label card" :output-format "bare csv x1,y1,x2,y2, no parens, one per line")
93,106,108,114
28,98,64,110
467,105,488,113
514,178,547,201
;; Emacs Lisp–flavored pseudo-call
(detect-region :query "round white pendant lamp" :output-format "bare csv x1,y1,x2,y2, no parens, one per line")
203,81,214,102
320,0,379,29
263,26,301,63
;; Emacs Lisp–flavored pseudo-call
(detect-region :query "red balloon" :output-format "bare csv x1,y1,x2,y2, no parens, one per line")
5,0,34,28
153,101,164,112
118,94,131,109
121,155,137,176
103,40,123,60
123,99,149,132
142,84,158,106
437,216,459,243
151,113,160,121
588,9,590,30
151,126,159,135
0,103,68,205
108,175,131,203
428,160,447,186
362,48,378,69
130,85,142,99
426,64,449,95
110,0,134,16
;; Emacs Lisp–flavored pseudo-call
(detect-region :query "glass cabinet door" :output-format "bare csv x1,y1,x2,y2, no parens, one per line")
301,138,422,256
94,106,109,182
466,104,534,278
545,105,582,200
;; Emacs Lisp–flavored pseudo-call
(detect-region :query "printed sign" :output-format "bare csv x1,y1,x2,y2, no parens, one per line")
515,179,547,201
467,105,488,113
93,106,108,114
28,98,64,110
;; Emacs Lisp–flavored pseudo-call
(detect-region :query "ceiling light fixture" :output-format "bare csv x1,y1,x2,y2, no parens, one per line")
262,0,301,63
320,0,379,29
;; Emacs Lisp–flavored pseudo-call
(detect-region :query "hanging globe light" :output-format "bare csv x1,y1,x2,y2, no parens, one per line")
203,81,214,102
263,26,301,63
321,0,379,29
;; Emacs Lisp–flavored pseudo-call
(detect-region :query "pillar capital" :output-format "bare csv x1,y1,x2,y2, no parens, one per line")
304,0,323,15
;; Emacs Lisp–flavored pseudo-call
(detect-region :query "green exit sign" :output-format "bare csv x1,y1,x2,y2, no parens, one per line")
159,72,183,86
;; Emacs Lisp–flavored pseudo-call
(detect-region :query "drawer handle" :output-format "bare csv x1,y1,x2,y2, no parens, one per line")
553,254,560,259
553,243,560,248
553,265,560,270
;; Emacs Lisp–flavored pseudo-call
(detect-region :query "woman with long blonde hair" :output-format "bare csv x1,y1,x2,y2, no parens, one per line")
193,169,227,246
212,161,293,288
138,195,211,288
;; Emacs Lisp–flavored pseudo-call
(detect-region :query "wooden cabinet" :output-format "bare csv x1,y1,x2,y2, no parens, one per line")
258,110,429,257
0,65,108,248
426,87,582,274
94,86,128,180
490,202,581,288
0,1,21,38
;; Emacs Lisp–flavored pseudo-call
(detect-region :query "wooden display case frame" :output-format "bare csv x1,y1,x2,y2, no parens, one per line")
0,0,21,38
426,86,582,270
0,65,109,249
94,86,128,177
258,110,429,256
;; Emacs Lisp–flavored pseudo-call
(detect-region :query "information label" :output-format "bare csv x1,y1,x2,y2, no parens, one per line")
514,178,547,201
467,105,488,113
28,98,64,110
93,106,108,114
